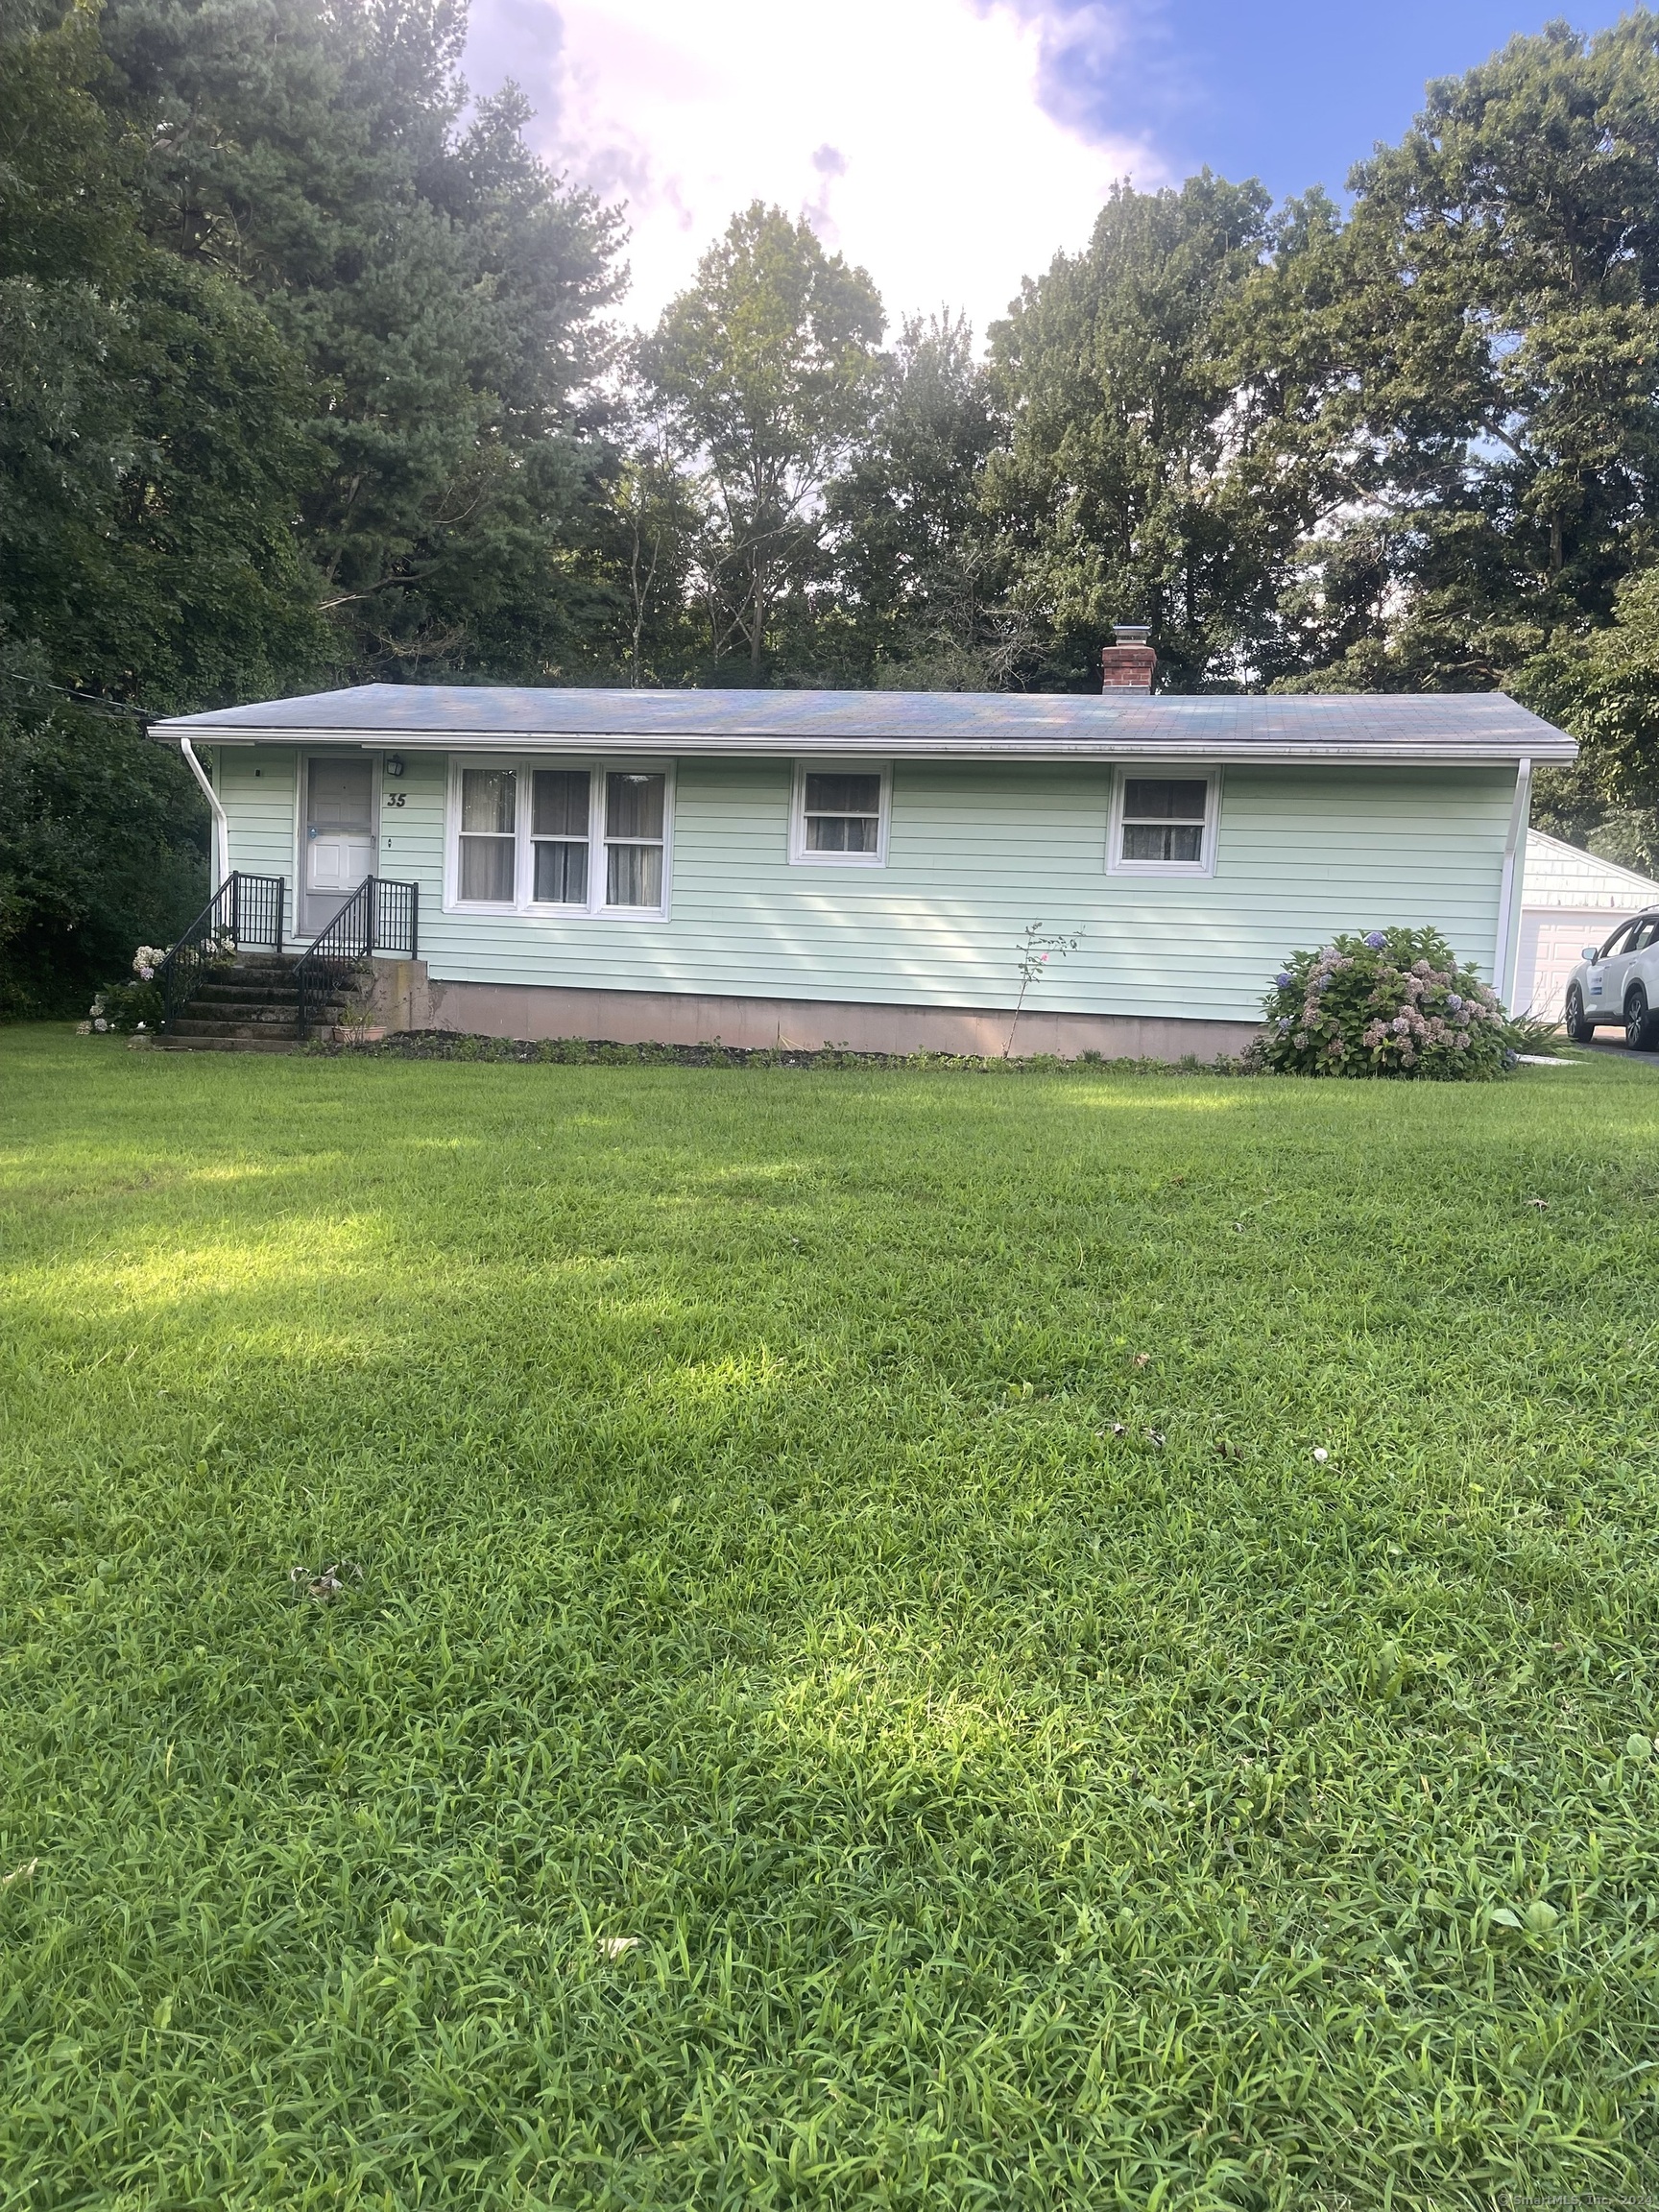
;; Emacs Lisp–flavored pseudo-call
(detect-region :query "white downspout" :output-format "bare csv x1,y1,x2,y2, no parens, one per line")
1493,756,1532,1011
179,736,228,887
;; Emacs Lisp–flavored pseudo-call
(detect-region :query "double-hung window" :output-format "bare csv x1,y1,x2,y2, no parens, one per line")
1109,771,1218,877
605,771,666,907
532,770,589,904
458,768,517,902
789,763,890,865
448,760,671,915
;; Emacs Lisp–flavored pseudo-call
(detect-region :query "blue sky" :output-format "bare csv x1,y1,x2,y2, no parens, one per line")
1042,0,1623,201
460,0,1628,336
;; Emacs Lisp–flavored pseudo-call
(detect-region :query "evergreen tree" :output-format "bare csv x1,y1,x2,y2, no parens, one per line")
1,0,325,707
0,0,325,1012
97,0,628,679
1,0,628,1008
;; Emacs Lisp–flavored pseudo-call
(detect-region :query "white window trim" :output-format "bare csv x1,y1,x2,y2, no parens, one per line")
1107,765,1221,878
444,756,674,919
789,758,891,867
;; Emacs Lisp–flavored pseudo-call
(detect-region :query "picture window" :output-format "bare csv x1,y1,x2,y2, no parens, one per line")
448,759,672,916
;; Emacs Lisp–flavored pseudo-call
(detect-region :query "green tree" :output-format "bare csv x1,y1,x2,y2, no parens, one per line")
0,681,211,1018
1279,17,1659,691
98,0,628,679
1,0,324,707
1520,564,1659,876
984,175,1331,691
826,313,1008,687
3,0,633,1011
585,363,708,686
644,204,884,674
0,0,326,1013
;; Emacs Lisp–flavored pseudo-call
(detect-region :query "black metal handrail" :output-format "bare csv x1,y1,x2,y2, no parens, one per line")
293,876,419,1040
157,872,285,1033
373,877,419,961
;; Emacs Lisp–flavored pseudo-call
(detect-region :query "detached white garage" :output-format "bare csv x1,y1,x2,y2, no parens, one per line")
1515,830,1659,1020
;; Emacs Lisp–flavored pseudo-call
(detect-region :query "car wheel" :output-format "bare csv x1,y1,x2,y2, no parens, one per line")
1625,982,1659,1051
1565,985,1595,1044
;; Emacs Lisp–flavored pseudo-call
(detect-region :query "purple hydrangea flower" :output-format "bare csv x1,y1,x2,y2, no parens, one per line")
1275,971,1293,988
1445,993,1463,1013
1363,930,1387,950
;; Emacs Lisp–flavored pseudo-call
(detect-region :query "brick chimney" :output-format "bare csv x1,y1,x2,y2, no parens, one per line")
1101,624,1156,691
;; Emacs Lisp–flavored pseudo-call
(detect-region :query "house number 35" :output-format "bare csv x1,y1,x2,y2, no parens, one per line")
385,792,406,806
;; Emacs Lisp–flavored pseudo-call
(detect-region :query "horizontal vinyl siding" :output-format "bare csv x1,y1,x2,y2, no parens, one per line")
374,750,445,929
217,749,299,936
217,750,1515,1020
215,746,440,947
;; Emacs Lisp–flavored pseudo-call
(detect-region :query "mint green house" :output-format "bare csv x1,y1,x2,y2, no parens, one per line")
152,671,1573,1058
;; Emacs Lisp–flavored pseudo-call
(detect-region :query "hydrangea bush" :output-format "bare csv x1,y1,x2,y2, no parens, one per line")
76,946,169,1035
1251,926,1546,1079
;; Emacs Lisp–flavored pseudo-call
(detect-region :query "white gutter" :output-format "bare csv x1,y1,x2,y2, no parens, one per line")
1493,756,1532,1008
179,736,228,886
153,729,1578,767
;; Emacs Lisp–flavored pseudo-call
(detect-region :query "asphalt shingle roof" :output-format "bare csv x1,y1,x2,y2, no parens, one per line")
154,684,1574,763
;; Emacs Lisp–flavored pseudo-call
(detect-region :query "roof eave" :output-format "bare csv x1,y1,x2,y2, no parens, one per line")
151,723,1575,766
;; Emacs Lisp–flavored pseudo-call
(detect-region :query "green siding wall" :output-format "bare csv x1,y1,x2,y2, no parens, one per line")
216,747,300,935
213,747,1516,1021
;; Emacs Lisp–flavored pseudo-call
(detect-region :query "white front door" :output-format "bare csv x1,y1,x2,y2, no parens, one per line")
303,757,373,935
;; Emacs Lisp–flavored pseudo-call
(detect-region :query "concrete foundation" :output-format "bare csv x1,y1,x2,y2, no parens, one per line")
363,961,1261,1062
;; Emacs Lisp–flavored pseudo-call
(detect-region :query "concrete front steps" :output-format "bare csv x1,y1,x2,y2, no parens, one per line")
156,953,364,1052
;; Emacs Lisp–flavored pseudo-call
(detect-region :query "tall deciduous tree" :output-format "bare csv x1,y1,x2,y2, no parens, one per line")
592,362,706,686
1280,17,1659,691
644,204,884,673
1519,565,1659,874
984,175,1331,690
827,313,1007,686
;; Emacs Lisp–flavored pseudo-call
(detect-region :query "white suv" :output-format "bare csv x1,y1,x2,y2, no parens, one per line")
1565,909,1659,1047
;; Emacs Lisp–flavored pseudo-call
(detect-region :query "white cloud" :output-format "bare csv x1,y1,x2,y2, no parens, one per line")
463,0,1163,343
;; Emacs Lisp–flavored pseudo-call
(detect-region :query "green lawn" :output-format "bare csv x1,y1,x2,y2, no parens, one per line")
2,1027,1657,2210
